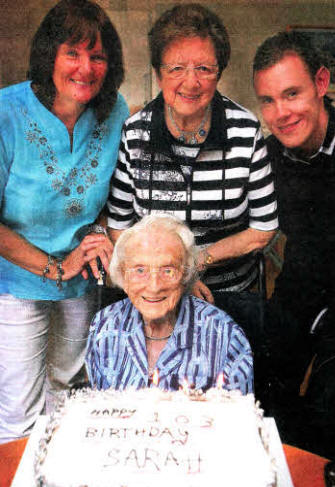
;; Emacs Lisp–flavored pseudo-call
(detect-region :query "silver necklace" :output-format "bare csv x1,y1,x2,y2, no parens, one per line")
168,105,210,145
144,332,172,341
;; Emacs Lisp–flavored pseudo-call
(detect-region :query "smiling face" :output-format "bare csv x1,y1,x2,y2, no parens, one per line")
157,36,218,124
52,33,108,109
254,53,329,155
123,229,185,326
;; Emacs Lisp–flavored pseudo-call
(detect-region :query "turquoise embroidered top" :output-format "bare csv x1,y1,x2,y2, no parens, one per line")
0,81,129,299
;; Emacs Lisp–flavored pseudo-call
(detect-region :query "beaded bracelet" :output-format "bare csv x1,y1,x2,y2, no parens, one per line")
56,259,65,290
42,255,55,282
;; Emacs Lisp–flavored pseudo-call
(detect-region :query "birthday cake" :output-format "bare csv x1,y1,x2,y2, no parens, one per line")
35,387,276,487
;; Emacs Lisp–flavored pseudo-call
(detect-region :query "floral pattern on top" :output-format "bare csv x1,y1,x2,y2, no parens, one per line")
23,108,108,217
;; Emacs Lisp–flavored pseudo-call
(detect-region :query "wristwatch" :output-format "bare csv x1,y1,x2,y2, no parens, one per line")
204,248,214,266
86,224,107,236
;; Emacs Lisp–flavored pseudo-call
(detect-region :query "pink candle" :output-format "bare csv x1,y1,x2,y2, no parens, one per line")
216,372,225,389
181,378,190,395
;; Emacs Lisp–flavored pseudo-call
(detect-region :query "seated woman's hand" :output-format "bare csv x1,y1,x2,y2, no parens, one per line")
81,234,114,280
191,279,214,304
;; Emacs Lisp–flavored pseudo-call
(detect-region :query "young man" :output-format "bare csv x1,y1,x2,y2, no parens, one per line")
253,31,335,457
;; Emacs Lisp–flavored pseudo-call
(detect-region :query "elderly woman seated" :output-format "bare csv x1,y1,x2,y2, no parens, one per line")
85,215,253,394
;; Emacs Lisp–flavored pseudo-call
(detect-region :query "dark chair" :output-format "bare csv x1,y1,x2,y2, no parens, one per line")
209,252,267,393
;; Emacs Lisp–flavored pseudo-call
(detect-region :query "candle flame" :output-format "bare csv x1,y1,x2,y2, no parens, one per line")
216,372,225,388
182,378,190,394
152,368,159,386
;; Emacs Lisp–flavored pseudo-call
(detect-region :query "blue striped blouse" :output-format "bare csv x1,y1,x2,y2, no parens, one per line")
85,295,253,394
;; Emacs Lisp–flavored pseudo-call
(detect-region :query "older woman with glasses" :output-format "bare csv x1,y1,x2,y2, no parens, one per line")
106,4,278,331
86,214,253,394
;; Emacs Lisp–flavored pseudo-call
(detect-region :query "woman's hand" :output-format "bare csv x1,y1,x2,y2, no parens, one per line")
60,234,110,281
60,240,94,281
191,279,214,304
81,234,114,280
0,223,87,281
0,223,111,283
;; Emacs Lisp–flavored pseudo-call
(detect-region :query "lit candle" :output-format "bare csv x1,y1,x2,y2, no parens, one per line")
181,378,190,395
152,368,159,387
216,372,225,389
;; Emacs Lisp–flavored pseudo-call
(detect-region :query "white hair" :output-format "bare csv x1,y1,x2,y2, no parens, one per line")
109,214,198,292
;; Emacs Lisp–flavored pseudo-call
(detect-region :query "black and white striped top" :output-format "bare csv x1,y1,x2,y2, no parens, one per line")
107,92,278,291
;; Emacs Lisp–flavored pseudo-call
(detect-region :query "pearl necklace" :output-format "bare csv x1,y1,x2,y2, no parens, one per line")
168,105,210,145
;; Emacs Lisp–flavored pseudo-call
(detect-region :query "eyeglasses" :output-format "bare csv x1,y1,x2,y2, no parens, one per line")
160,64,219,80
125,265,183,283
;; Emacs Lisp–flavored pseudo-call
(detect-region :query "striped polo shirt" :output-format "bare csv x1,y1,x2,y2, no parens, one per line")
107,91,278,291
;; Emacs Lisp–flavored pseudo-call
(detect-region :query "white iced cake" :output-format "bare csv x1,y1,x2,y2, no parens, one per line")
35,388,276,487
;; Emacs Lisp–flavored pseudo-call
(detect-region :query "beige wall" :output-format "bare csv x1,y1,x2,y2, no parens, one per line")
1,0,335,119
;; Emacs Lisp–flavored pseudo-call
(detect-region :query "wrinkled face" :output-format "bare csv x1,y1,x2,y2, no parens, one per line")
122,229,185,325
53,33,108,107
157,36,218,121
254,53,329,155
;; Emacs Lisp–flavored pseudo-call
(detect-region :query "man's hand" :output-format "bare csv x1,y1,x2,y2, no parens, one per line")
191,279,214,304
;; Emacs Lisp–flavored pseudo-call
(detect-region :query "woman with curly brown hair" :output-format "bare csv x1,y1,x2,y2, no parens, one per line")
0,0,128,442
